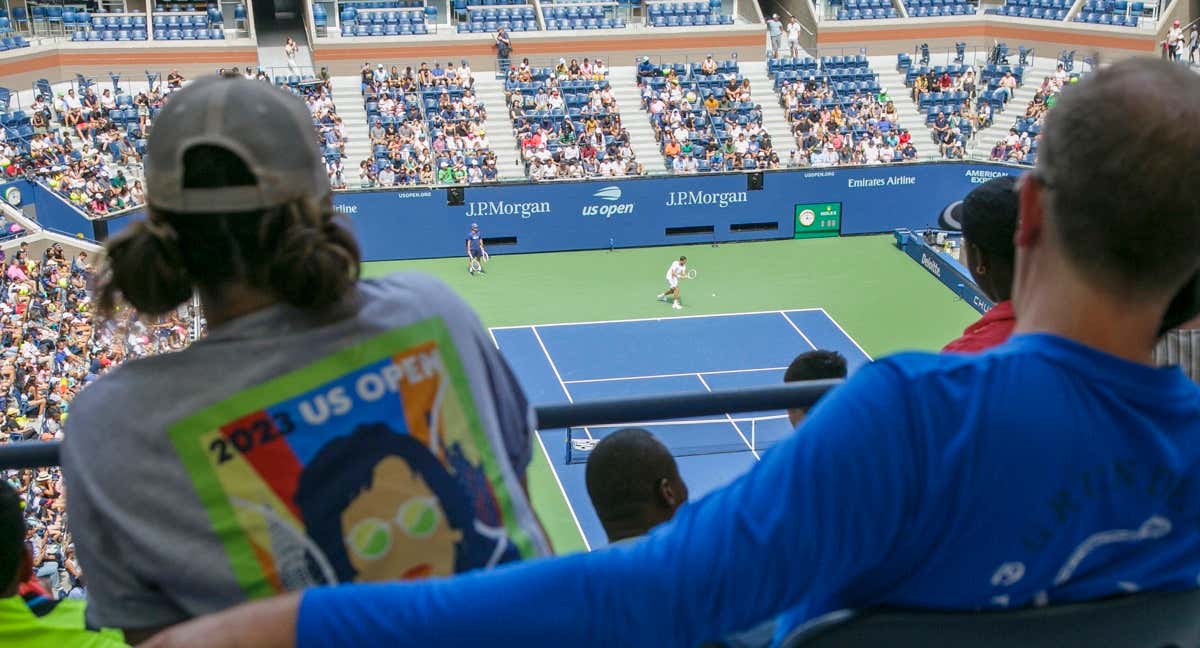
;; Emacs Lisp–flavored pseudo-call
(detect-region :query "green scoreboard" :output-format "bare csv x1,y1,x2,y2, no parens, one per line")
793,202,842,239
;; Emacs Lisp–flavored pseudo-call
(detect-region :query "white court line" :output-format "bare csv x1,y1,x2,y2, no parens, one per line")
695,373,760,461
778,311,817,350
533,431,592,551
490,326,592,551
488,308,825,331
814,308,874,360
562,366,789,385
530,326,593,441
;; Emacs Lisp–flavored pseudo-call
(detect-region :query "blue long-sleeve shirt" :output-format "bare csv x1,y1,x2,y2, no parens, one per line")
299,334,1200,647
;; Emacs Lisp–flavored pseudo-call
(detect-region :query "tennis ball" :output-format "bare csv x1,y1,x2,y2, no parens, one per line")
712,293,716,297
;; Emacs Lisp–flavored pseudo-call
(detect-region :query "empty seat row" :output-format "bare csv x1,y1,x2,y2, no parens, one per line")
346,21,431,33
1073,11,1138,24
837,8,900,19
470,6,537,19
543,5,607,19
1000,0,1071,8
151,13,218,27
153,2,220,11
86,14,150,28
0,35,29,49
908,4,972,16
348,9,426,23
150,27,226,39
843,0,890,9
545,17,626,28
71,28,150,40
456,19,535,30
648,13,733,25
985,4,1066,18
646,1,719,15
1082,0,1144,13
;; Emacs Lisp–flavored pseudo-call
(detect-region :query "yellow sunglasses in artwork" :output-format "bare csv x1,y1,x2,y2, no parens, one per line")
346,496,443,560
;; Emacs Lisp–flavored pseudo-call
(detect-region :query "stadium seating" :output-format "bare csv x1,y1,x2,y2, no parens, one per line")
645,1,735,26
543,5,626,30
987,65,1080,165
835,0,900,20
985,0,1070,20
638,58,777,172
900,0,975,17
360,62,498,186
769,55,919,164
456,5,539,32
338,5,431,35
506,59,640,179
1072,0,1142,26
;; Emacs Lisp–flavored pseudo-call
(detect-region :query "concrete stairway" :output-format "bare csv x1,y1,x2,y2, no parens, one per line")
471,74,528,182
739,60,794,153
964,59,1052,156
609,65,666,173
331,76,370,184
870,57,935,151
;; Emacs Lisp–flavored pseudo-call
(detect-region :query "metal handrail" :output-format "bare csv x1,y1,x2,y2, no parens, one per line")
0,380,840,470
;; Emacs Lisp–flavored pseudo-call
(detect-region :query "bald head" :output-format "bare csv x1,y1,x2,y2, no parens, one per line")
585,428,688,543
1035,59,1200,303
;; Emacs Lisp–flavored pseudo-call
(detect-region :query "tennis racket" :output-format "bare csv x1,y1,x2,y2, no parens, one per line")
685,268,697,279
469,257,482,275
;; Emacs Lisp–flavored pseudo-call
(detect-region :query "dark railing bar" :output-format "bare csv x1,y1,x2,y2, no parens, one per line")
0,381,841,471
534,380,840,429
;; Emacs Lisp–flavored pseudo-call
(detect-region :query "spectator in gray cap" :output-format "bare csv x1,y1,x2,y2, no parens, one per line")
62,74,548,644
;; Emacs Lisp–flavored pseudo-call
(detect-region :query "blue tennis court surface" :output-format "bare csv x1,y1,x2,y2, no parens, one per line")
490,309,871,550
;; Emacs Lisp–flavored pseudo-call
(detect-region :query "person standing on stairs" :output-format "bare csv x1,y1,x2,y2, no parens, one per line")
284,37,299,76
495,27,512,73
766,14,782,59
786,17,801,59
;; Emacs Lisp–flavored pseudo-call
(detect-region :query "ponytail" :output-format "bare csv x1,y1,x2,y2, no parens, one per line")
95,217,193,318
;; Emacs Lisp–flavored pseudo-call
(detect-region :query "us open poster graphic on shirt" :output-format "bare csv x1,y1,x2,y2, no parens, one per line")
168,318,536,599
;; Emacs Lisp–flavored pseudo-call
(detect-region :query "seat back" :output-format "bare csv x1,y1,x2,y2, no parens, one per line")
781,590,1200,648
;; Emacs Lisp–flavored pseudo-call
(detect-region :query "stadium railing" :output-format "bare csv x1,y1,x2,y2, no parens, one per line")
0,379,840,470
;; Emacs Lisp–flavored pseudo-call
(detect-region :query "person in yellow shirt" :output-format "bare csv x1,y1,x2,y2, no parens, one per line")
0,482,127,648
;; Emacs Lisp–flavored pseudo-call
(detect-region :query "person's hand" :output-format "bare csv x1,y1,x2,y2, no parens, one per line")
140,592,301,648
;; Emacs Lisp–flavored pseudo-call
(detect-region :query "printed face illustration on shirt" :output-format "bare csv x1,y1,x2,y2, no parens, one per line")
168,319,534,599
342,455,464,580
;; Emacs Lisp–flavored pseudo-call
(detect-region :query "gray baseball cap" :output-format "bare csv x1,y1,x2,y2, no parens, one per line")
145,75,328,214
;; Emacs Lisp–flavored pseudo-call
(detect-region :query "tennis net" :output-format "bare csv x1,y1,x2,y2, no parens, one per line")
563,414,794,464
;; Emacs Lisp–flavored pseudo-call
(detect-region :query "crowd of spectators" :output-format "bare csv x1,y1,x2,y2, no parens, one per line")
637,55,780,173
7,85,156,217
5,67,349,214
359,60,499,187
988,64,1074,165
507,57,642,180
778,78,919,166
0,239,193,602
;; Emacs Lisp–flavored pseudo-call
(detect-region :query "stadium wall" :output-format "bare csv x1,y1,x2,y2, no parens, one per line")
81,162,1023,261
816,18,1161,58
0,42,259,91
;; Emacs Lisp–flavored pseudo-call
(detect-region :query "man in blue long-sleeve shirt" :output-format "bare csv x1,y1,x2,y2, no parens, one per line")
145,58,1200,648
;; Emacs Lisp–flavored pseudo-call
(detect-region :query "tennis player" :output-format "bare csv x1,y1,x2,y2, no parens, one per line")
657,256,687,310
466,223,487,275
60,75,549,644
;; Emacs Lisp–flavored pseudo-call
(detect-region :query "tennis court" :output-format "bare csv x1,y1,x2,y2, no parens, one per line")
491,309,872,550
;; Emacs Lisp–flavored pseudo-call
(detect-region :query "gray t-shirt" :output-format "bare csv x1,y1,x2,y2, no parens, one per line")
63,273,550,630
1155,328,1200,383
